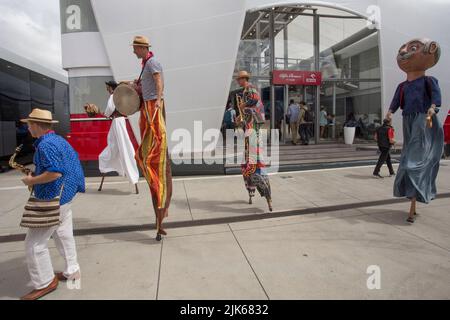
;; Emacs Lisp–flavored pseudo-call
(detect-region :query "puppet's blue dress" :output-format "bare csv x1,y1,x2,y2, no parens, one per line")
389,76,444,204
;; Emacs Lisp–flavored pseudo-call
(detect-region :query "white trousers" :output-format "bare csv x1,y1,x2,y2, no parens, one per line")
25,203,80,290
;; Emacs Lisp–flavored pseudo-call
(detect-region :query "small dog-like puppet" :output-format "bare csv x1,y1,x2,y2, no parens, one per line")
386,38,444,223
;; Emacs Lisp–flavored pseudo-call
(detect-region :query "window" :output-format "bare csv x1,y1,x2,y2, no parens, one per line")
68,76,113,114
30,71,54,112
0,59,31,120
0,58,69,154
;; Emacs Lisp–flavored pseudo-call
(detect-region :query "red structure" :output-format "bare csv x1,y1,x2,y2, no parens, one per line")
443,110,450,157
67,114,138,161
444,110,450,145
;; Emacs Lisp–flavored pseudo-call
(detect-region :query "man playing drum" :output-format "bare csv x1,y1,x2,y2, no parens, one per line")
132,35,172,241
98,80,140,192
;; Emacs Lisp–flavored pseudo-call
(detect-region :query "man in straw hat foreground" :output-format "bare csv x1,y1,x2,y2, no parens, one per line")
132,36,172,241
19,109,85,300
235,71,273,211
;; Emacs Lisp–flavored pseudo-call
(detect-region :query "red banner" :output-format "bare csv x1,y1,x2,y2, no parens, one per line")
272,70,322,86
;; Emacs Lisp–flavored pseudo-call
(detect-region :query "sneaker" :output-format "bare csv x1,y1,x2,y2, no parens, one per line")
389,173,396,177
373,173,384,179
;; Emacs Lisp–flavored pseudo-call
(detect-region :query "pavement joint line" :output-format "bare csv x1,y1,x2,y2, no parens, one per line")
183,181,194,221
228,224,270,300
1,192,450,244
228,212,371,233
358,208,450,253
156,240,164,300
2,161,428,191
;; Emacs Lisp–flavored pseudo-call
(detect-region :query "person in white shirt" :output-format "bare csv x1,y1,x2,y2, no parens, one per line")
98,81,140,190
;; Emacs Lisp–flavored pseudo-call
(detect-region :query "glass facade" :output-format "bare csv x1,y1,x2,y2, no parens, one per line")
228,5,382,144
68,76,113,114
0,58,69,156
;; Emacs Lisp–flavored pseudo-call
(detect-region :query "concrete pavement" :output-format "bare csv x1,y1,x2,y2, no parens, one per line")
0,162,449,299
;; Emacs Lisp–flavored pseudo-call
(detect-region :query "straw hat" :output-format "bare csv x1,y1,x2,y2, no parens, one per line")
236,70,250,80
131,35,151,47
21,108,58,124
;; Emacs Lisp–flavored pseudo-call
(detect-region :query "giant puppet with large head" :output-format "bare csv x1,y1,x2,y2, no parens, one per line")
397,38,441,75
388,38,444,223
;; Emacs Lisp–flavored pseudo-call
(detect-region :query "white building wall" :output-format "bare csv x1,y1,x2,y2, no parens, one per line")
83,0,449,150
61,32,112,77
246,0,450,140
375,0,450,137
90,0,247,152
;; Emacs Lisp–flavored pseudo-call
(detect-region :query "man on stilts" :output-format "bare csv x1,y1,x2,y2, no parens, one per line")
235,71,273,212
132,36,172,240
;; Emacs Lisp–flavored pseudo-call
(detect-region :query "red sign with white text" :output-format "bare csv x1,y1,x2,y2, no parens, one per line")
272,70,322,86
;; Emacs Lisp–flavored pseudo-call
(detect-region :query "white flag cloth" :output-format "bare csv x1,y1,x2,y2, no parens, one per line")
99,95,139,184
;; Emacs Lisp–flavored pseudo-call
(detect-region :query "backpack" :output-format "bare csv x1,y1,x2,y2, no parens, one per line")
303,108,313,122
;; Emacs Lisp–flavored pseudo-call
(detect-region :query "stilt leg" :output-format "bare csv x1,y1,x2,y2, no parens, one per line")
248,189,255,204
407,198,416,223
155,210,167,241
98,174,105,192
155,217,161,241
266,198,273,212
135,183,139,194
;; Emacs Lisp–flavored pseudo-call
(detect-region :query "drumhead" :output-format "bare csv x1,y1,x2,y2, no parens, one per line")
113,84,141,116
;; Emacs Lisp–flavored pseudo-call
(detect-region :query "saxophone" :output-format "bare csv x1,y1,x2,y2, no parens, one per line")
236,92,245,126
9,144,32,175
9,145,33,191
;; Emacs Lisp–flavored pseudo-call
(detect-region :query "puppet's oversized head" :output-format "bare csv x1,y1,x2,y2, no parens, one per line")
397,38,441,73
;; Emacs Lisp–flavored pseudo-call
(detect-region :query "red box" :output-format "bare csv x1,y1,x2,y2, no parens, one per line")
66,114,138,161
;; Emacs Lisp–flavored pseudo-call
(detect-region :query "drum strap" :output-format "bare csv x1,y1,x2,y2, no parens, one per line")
138,56,152,82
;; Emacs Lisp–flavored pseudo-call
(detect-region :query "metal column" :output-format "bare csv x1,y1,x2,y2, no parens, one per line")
269,11,276,136
283,21,289,144
283,84,288,144
332,82,336,139
313,10,320,144
283,24,289,69
256,21,261,76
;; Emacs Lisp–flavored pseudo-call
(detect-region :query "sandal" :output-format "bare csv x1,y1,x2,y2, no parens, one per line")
406,216,415,223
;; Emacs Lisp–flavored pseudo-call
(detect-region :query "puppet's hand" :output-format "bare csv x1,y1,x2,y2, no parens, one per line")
427,106,436,117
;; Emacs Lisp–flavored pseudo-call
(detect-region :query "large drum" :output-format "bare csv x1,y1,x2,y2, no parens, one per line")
113,82,141,116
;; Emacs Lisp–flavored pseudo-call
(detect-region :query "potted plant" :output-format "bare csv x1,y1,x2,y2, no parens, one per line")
343,113,357,145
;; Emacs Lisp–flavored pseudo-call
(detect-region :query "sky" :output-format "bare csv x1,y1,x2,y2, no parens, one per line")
0,0,63,74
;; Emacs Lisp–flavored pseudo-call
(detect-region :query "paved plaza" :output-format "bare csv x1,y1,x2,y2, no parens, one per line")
0,162,449,300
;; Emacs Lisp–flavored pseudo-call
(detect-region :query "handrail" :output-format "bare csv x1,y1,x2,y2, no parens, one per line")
70,117,111,122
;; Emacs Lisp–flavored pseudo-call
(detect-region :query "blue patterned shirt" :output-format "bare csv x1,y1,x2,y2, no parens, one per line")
33,132,85,205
